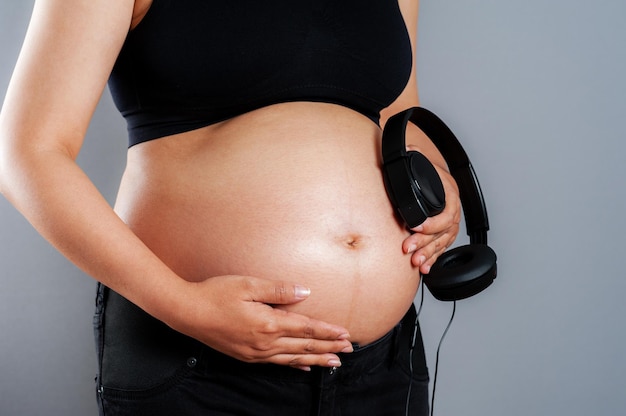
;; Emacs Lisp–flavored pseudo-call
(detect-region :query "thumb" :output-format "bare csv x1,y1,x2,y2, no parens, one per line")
248,279,311,305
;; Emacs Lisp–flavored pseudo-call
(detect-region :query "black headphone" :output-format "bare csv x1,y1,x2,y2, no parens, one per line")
382,107,497,301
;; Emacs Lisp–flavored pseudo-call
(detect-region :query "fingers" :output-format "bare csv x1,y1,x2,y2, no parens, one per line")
265,352,347,371
270,309,351,342
231,310,353,369
243,338,353,368
404,230,453,273
254,309,352,354
403,171,461,273
244,277,352,339
233,279,354,366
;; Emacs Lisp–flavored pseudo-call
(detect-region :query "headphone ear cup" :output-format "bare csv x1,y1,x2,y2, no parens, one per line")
382,150,446,229
423,244,497,301
407,151,445,215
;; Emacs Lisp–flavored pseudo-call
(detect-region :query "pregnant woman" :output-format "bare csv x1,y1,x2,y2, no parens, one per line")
0,0,460,414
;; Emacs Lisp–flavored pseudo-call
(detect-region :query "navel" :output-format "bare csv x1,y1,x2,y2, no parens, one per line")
340,234,365,250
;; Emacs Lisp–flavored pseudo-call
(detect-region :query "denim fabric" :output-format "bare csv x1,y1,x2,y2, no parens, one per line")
94,284,429,415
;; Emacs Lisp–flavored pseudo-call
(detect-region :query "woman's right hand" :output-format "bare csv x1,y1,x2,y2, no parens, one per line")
164,275,353,371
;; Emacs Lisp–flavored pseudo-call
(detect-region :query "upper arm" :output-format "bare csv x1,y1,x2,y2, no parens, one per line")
380,0,420,126
0,0,135,158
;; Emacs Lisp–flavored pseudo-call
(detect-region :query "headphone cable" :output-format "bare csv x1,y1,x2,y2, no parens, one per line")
430,301,457,416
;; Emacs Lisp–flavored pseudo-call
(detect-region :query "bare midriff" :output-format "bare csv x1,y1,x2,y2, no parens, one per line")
114,102,420,345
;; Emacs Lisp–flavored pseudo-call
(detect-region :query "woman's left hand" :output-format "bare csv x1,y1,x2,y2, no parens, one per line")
402,166,461,274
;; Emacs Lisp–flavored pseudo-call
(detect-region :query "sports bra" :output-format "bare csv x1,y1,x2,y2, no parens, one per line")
108,0,413,147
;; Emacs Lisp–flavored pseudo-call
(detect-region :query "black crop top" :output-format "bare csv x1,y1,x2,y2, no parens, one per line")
108,0,412,147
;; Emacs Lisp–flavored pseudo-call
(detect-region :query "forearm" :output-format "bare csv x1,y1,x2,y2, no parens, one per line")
0,146,183,321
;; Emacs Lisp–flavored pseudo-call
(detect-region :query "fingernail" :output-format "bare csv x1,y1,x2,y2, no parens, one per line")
422,264,431,274
294,285,311,299
406,244,417,254
413,225,424,233
296,366,312,372
418,255,426,266
337,332,350,340
328,359,342,367
341,345,354,353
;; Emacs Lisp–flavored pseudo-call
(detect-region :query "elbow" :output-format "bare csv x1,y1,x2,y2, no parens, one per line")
0,132,41,200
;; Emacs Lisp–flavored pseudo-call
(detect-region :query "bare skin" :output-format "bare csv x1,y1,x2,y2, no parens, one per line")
0,0,460,370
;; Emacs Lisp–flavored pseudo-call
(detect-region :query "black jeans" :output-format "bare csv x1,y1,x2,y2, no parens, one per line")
94,284,429,415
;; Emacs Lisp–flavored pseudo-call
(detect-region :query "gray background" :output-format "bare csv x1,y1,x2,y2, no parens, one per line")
1,0,625,415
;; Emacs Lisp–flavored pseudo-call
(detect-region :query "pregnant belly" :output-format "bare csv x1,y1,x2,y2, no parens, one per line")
114,103,420,344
